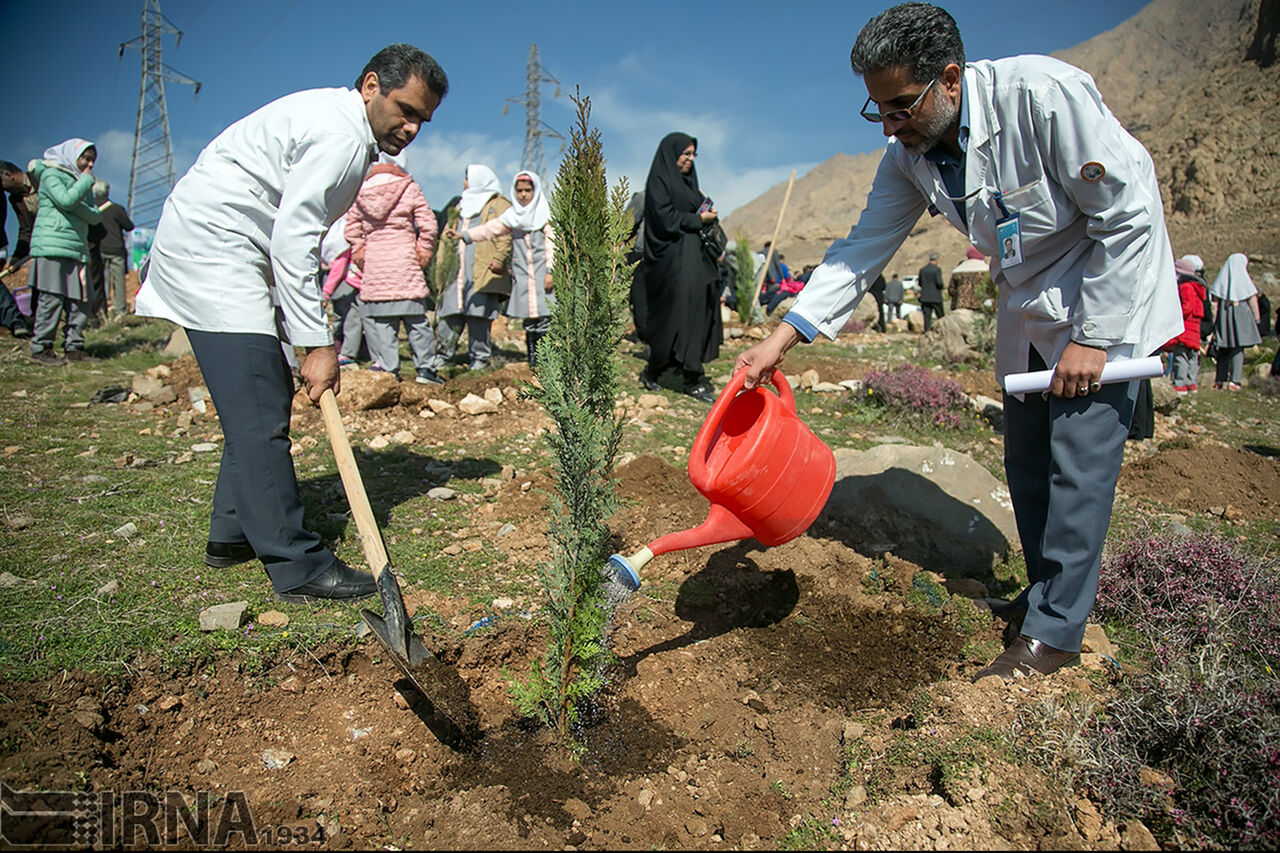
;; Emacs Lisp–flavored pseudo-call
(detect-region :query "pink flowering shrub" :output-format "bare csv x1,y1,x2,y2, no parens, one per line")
862,364,968,429
1082,531,1280,848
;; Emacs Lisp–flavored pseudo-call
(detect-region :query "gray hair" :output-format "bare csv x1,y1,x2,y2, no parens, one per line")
92,179,110,202
355,44,448,99
850,3,965,84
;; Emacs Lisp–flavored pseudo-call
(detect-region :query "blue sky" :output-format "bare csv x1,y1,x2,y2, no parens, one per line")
2,0,1150,240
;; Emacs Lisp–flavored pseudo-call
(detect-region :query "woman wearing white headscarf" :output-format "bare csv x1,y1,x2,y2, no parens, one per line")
449,169,555,366
431,164,510,373
1208,253,1261,390
27,138,100,364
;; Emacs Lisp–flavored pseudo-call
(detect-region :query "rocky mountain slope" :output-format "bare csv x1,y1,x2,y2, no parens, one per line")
723,0,1280,288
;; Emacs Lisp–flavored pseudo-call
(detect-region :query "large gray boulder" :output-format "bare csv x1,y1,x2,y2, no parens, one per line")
824,445,1018,578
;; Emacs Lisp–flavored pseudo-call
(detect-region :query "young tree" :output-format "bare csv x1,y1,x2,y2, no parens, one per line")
425,207,460,333
508,94,633,747
733,233,757,324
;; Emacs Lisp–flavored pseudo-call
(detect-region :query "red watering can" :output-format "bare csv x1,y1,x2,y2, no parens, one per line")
606,368,836,595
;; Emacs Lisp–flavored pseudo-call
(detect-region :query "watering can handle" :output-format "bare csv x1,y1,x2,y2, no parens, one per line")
691,368,794,464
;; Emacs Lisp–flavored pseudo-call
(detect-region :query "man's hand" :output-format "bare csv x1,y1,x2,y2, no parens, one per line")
733,323,802,390
301,346,340,403
1050,341,1107,399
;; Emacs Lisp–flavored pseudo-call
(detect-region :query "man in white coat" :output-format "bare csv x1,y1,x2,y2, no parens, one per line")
734,3,1180,680
136,45,447,602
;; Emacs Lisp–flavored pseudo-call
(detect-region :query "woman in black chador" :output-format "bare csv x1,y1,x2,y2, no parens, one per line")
639,132,722,403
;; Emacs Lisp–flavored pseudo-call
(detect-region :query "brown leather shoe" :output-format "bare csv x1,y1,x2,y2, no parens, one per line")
974,635,1079,681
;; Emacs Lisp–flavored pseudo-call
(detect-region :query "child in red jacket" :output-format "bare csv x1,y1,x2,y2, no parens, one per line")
1165,256,1206,393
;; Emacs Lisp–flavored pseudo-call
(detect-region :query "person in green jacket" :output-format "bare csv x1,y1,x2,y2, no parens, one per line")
28,138,100,364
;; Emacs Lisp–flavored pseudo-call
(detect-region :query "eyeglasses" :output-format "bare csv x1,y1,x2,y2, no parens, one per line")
860,78,936,123
678,150,697,159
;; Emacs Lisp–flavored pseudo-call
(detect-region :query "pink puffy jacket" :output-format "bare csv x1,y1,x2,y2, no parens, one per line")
344,164,437,302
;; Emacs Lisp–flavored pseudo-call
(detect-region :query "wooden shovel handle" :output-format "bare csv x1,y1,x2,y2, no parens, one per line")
318,388,390,580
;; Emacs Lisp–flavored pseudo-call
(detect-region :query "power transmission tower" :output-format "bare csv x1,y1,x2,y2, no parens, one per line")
503,43,561,179
119,0,200,229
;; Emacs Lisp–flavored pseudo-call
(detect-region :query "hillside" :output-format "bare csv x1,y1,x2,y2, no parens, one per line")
723,0,1280,287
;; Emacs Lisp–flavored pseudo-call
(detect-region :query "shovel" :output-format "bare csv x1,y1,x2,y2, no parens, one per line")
318,388,479,737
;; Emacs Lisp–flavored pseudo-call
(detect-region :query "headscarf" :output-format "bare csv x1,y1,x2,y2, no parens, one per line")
499,170,551,231
642,132,702,262
1179,254,1205,274
43,138,95,174
1209,253,1257,301
458,164,501,218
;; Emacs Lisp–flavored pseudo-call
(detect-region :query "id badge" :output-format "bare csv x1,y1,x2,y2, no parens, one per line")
996,212,1023,267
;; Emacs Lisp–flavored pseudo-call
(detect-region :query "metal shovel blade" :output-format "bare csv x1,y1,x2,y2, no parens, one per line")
361,608,481,737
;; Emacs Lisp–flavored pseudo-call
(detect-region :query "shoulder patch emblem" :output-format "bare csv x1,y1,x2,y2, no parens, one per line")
1080,161,1105,183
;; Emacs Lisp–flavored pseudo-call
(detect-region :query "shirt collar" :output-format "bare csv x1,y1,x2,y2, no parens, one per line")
923,90,970,165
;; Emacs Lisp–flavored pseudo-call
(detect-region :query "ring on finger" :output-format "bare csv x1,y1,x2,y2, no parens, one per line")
1077,385,1089,393
1089,380,1102,391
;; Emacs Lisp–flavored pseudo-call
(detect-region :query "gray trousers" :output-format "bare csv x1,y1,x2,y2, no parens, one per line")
1002,350,1136,652
1169,344,1199,387
1215,347,1245,385
330,283,363,360
32,290,89,354
187,329,336,593
433,314,491,368
363,314,436,374
105,255,128,314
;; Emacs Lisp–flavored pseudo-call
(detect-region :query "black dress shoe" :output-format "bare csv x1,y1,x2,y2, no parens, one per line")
638,369,663,392
277,561,377,604
203,540,256,568
974,635,1080,682
683,381,717,404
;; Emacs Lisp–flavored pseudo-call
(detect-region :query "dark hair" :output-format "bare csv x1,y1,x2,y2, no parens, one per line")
0,161,21,175
850,3,965,84
355,44,448,98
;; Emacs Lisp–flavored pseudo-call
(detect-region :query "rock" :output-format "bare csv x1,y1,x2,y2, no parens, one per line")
563,798,592,822
496,523,516,538
1138,766,1173,792
1150,376,1181,415
826,445,1019,576
0,572,34,588
838,379,865,393
813,382,846,393
199,601,249,632
442,544,463,556
391,430,415,446
844,785,867,809
113,522,139,539
163,327,193,356
195,758,217,774
483,387,504,405
800,369,820,390
1118,820,1160,851
90,385,129,404
187,387,209,414
191,442,218,453
147,385,178,405
131,374,164,397
397,381,431,408
131,401,154,413
637,789,655,809
427,398,457,416
637,393,665,409
457,393,498,415
343,370,401,410
1251,362,1272,382
74,710,104,731
1081,623,1116,658
354,621,372,639
428,487,457,501
368,435,391,450
95,579,119,597
257,610,290,628
499,464,517,479
492,596,515,610
261,748,294,769
278,676,304,693
918,309,983,364
842,721,866,742
7,515,34,531
156,695,182,712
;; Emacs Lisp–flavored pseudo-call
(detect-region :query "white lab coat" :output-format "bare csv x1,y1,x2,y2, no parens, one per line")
136,88,377,348
789,55,1181,385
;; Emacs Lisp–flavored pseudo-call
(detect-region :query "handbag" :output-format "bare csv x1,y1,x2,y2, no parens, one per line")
699,222,727,263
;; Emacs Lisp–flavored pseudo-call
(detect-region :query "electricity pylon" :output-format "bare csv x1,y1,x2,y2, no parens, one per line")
119,0,200,229
503,43,561,179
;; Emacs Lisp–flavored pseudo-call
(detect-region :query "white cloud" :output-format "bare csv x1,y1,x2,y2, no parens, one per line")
402,130,523,209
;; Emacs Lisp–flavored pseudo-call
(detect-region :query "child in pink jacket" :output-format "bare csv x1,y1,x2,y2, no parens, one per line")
344,161,440,383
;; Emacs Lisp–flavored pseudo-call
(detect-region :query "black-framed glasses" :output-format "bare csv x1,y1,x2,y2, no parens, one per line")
860,78,936,123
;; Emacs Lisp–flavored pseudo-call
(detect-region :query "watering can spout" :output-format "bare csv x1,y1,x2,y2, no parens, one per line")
649,503,755,557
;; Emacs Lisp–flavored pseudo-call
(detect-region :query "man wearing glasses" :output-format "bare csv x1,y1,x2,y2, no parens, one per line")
735,3,1180,682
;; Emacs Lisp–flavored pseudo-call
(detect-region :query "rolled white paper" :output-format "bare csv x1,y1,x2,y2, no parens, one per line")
1002,355,1164,395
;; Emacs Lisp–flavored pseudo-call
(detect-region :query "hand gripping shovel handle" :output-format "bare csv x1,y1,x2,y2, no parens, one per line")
318,388,411,659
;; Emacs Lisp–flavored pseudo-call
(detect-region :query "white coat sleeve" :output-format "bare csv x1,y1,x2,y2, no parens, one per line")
269,134,370,348
1036,77,1162,348
786,150,928,340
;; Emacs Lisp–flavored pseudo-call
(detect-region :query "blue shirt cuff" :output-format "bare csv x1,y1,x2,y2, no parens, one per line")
782,312,818,342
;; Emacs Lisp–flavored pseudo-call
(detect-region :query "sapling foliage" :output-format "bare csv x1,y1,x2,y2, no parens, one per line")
734,233,757,324
508,94,633,747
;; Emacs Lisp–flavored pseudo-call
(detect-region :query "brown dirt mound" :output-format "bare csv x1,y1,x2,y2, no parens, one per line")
1119,443,1280,520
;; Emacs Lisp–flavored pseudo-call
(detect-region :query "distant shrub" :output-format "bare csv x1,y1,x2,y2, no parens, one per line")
862,364,968,429
842,317,866,335
1080,532,1280,848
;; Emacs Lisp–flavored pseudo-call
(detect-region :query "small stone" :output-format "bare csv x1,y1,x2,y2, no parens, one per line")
842,721,866,743
147,386,178,405
393,692,410,710
814,382,846,393
74,710,104,731
11,389,27,398
261,748,294,769
1119,820,1159,851
354,621,372,639
4,446,19,454
457,393,498,415
637,789,655,809
637,394,665,409
1081,623,1116,658
428,487,457,501
368,435,391,450
442,544,463,556
427,398,456,415
462,541,482,553
418,408,435,418
7,515,34,531
131,374,164,397
279,676,304,693
173,451,193,465
492,597,515,610
195,758,217,774
146,364,171,380
1208,505,1225,517
520,481,532,492
394,747,416,763
801,368,820,389
563,798,592,822
499,464,517,479
199,601,249,632
496,523,516,538
257,610,290,628
113,522,139,539
191,442,218,453
391,430,415,446
156,695,182,712
483,387,504,405
754,717,770,731
95,579,119,597
845,785,868,809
